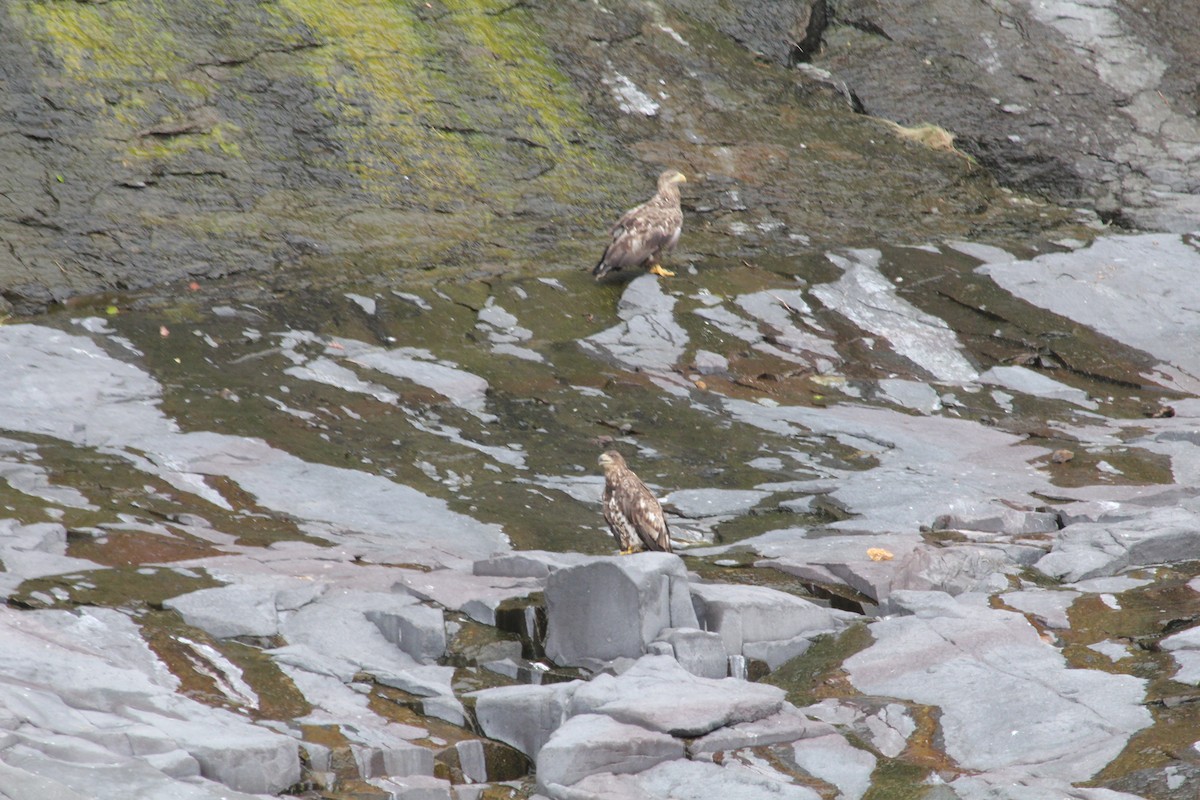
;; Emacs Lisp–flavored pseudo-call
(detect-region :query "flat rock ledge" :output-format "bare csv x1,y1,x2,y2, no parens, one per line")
1,514,1173,799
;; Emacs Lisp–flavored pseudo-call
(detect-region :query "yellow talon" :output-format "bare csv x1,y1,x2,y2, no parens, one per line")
649,264,676,278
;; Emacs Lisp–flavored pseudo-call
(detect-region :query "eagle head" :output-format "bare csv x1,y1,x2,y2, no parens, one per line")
598,450,627,475
657,169,687,191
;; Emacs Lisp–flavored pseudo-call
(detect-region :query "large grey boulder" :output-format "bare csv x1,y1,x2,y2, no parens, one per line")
568,655,785,737
367,603,447,664
469,682,578,760
654,627,727,679
536,713,684,791
544,554,696,668
690,582,844,657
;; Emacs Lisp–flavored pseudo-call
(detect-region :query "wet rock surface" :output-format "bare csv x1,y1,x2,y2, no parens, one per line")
4,230,1200,799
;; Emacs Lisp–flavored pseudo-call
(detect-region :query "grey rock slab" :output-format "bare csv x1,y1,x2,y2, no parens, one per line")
0,325,510,563
1161,625,1200,684
368,774,455,800
661,488,771,518
690,581,845,655
690,704,835,757
396,569,542,626
367,603,447,664
536,713,684,790
889,544,1026,599
0,606,300,795
274,589,425,679
949,771,1148,800
814,250,979,382
352,740,436,778
473,550,592,579
556,758,823,800
791,733,877,800
0,755,267,800
655,627,727,679
863,703,917,759
0,520,100,594
164,584,281,639
977,366,1097,409
120,707,301,795
878,378,942,414
347,345,490,414
980,234,1200,393
845,591,1151,782
1088,640,1133,664
721,398,1055,534
692,349,729,375
580,275,688,381
568,655,785,737
733,288,839,366
469,682,578,759
281,665,428,749
1056,500,1143,527
933,506,1061,535
1001,588,1082,630
1035,506,1200,581
374,664,465,725
544,554,696,667
743,634,814,671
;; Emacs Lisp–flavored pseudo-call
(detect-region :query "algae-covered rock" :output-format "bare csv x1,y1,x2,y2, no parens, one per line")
0,0,1086,313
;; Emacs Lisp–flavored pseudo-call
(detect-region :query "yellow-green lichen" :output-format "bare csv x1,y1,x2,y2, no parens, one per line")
273,0,473,200
17,1,240,164
272,0,604,205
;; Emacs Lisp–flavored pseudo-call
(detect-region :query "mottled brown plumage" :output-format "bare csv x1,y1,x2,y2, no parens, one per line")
598,450,673,554
593,170,686,279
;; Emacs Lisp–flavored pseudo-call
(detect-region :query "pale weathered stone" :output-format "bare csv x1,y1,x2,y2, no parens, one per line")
845,591,1151,782
544,554,695,667
568,655,785,737
690,582,842,656
469,682,578,759
655,627,727,679
690,704,834,757
791,733,877,800
536,714,683,790
164,584,280,639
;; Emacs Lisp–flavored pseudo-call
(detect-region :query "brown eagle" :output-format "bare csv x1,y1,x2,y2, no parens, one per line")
593,169,686,279
597,450,673,554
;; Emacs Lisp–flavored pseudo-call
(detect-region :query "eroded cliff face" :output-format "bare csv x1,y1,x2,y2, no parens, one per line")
817,0,1200,232
0,0,1086,315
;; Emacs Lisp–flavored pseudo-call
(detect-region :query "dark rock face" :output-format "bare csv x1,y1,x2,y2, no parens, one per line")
0,0,1089,314
816,0,1200,231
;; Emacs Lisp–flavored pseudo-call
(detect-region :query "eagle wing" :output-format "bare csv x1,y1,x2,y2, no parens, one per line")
605,465,673,553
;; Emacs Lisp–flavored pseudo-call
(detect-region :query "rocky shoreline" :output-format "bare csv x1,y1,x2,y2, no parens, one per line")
4,231,1200,798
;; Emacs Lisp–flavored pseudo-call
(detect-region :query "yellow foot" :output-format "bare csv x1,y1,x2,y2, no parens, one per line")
619,547,638,555
648,264,676,278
